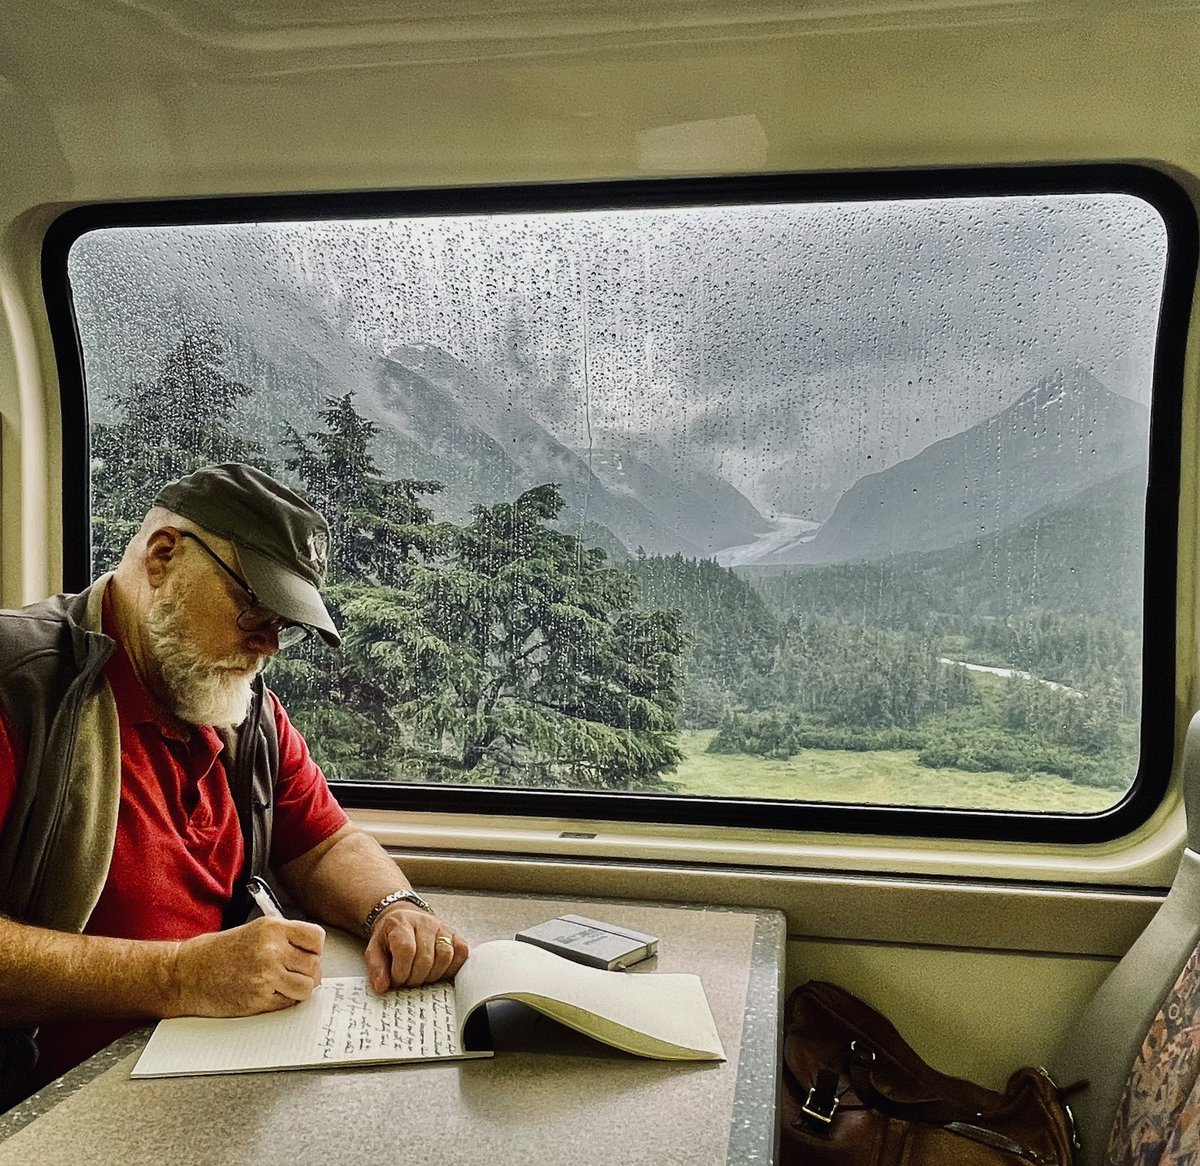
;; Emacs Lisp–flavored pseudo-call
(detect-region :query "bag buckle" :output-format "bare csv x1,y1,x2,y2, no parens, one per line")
798,1068,841,1132
802,1087,839,1126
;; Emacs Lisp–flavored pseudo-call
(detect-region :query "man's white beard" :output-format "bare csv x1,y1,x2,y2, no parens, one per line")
146,588,263,728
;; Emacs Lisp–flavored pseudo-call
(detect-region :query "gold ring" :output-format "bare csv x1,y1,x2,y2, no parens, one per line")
435,934,454,949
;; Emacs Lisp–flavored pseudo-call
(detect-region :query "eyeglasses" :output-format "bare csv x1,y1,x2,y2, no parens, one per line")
178,531,312,649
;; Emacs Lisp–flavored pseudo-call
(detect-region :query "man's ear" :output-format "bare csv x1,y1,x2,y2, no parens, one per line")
143,527,181,588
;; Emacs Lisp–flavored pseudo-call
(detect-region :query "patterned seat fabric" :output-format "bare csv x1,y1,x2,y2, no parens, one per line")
1107,940,1200,1166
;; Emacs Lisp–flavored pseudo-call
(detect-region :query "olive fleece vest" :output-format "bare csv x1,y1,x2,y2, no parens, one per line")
0,575,279,1110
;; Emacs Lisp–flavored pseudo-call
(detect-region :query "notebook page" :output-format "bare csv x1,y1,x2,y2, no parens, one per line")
454,940,724,1059
132,978,463,1077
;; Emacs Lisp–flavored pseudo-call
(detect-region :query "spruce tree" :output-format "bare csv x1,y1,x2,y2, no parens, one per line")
340,483,686,789
283,393,445,585
91,326,266,571
261,393,685,790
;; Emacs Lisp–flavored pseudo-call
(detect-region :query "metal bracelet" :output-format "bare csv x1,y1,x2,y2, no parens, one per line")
363,889,434,937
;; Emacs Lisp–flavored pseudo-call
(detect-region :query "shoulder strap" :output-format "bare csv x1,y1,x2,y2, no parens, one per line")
220,680,279,929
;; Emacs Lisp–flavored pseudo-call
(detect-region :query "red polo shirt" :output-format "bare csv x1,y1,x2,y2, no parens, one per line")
0,596,348,1090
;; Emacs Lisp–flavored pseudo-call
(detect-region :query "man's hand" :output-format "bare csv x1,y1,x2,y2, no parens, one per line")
276,824,469,991
170,917,326,1017
365,906,468,992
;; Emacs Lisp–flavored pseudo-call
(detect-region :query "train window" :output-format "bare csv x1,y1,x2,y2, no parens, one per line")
47,170,1194,841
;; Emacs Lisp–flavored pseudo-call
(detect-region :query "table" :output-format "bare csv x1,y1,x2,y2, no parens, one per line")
0,891,785,1166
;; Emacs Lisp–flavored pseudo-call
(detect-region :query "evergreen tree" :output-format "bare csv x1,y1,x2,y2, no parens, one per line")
118,325,253,454
275,392,686,790
342,484,686,789
631,555,780,727
270,393,448,779
91,326,266,570
283,393,446,585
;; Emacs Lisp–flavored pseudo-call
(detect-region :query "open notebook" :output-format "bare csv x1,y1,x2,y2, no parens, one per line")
131,939,725,1078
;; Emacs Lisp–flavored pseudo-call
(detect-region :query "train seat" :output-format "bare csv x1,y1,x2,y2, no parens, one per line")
1047,710,1200,1164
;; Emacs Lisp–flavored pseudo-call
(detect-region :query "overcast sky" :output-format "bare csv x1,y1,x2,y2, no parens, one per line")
72,192,1167,515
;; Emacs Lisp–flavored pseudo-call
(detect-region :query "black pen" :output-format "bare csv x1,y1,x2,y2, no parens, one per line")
246,876,285,919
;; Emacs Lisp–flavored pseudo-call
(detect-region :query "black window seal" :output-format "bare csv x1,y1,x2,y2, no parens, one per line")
41,162,1198,845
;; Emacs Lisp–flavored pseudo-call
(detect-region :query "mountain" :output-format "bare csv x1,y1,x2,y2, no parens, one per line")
74,234,766,558
907,464,1147,628
80,238,381,435
232,332,716,559
375,344,707,555
751,367,1149,565
582,449,771,556
743,465,1148,630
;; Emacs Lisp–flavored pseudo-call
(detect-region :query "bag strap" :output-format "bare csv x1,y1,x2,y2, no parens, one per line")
800,981,1002,1105
847,1043,1061,1131
848,1043,992,1126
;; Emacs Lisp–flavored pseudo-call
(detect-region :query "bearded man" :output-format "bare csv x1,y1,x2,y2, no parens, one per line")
0,463,467,1110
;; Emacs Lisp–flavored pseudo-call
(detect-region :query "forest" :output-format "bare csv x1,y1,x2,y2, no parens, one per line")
90,330,1142,803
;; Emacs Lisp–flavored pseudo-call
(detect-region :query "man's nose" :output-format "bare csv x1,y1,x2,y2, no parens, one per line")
244,624,280,657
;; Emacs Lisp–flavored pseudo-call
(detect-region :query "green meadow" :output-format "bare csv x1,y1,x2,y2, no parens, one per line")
668,730,1122,814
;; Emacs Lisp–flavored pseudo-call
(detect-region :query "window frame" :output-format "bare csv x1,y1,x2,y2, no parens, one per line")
42,163,1199,844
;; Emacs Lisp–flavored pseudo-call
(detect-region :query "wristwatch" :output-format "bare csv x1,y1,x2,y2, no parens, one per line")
363,889,434,937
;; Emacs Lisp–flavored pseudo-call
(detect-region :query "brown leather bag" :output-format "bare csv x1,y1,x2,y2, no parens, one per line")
782,981,1079,1165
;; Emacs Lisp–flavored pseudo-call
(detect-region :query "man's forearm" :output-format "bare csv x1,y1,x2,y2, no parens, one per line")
279,825,467,990
278,824,417,936
0,916,178,1027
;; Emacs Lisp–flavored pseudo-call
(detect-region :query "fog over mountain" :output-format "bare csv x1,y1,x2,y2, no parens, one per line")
724,366,1150,566
70,195,1164,560
254,196,1165,517
370,343,720,556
